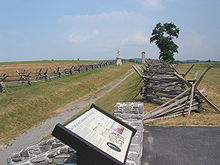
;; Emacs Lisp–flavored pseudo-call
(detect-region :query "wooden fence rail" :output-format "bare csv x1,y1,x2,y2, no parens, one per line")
0,61,116,92
132,59,220,123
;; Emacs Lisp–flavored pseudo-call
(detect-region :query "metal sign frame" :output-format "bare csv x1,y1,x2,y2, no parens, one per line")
52,104,136,165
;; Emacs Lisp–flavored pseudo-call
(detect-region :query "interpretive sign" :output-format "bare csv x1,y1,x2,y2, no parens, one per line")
52,104,136,165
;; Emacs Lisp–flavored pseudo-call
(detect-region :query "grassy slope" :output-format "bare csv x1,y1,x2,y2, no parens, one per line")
41,62,220,141
94,72,140,113
0,63,131,145
2,62,219,144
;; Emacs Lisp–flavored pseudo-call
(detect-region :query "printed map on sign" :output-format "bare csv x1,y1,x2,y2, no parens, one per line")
65,108,133,163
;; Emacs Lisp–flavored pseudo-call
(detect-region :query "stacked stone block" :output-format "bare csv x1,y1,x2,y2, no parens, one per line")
7,138,76,165
114,102,144,165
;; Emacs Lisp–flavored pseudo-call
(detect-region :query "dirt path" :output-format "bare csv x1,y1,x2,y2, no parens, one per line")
0,71,133,164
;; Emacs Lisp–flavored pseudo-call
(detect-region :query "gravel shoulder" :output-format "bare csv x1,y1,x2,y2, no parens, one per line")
0,71,133,164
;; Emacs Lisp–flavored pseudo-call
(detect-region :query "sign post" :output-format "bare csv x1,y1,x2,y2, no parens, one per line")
52,104,136,165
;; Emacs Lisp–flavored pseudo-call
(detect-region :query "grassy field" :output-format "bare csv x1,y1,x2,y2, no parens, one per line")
1,61,219,145
0,60,97,65
92,62,220,126
0,60,99,75
0,62,131,145
94,72,140,113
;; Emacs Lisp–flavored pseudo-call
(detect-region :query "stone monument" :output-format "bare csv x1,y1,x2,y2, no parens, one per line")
116,49,122,66
141,51,146,64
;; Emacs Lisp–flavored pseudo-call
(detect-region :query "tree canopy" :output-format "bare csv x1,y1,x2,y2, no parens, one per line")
150,22,179,63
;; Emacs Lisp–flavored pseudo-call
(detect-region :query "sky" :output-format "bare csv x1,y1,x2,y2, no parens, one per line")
0,0,220,62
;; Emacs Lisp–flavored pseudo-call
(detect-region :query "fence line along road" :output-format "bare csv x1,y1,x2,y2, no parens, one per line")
0,61,116,92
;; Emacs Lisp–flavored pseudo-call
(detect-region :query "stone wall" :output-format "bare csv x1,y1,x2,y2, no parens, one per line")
7,102,144,165
7,138,76,165
114,102,144,165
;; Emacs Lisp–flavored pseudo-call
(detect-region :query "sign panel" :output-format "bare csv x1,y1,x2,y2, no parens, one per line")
66,107,132,163
52,104,136,165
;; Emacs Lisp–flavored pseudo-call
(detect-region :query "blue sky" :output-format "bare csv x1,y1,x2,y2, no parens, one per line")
0,0,219,62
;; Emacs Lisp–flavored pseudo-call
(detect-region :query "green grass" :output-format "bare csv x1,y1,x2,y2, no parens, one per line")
0,63,131,145
179,62,220,90
94,72,141,113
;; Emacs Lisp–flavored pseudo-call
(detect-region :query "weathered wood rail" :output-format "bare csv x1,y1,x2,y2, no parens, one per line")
133,60,187,104
132,59,220,123
0,61,115,92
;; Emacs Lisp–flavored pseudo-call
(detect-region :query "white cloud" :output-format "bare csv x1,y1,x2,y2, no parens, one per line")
58,11,157,59
177,32,215,60
59,11,132,23
59,11,154,45
67,30,98,43
138,0,164,10
185,33,205,49
137,0,176,10
122,30,148,44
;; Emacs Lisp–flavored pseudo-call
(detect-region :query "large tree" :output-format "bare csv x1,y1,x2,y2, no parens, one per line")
150,22,179,63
